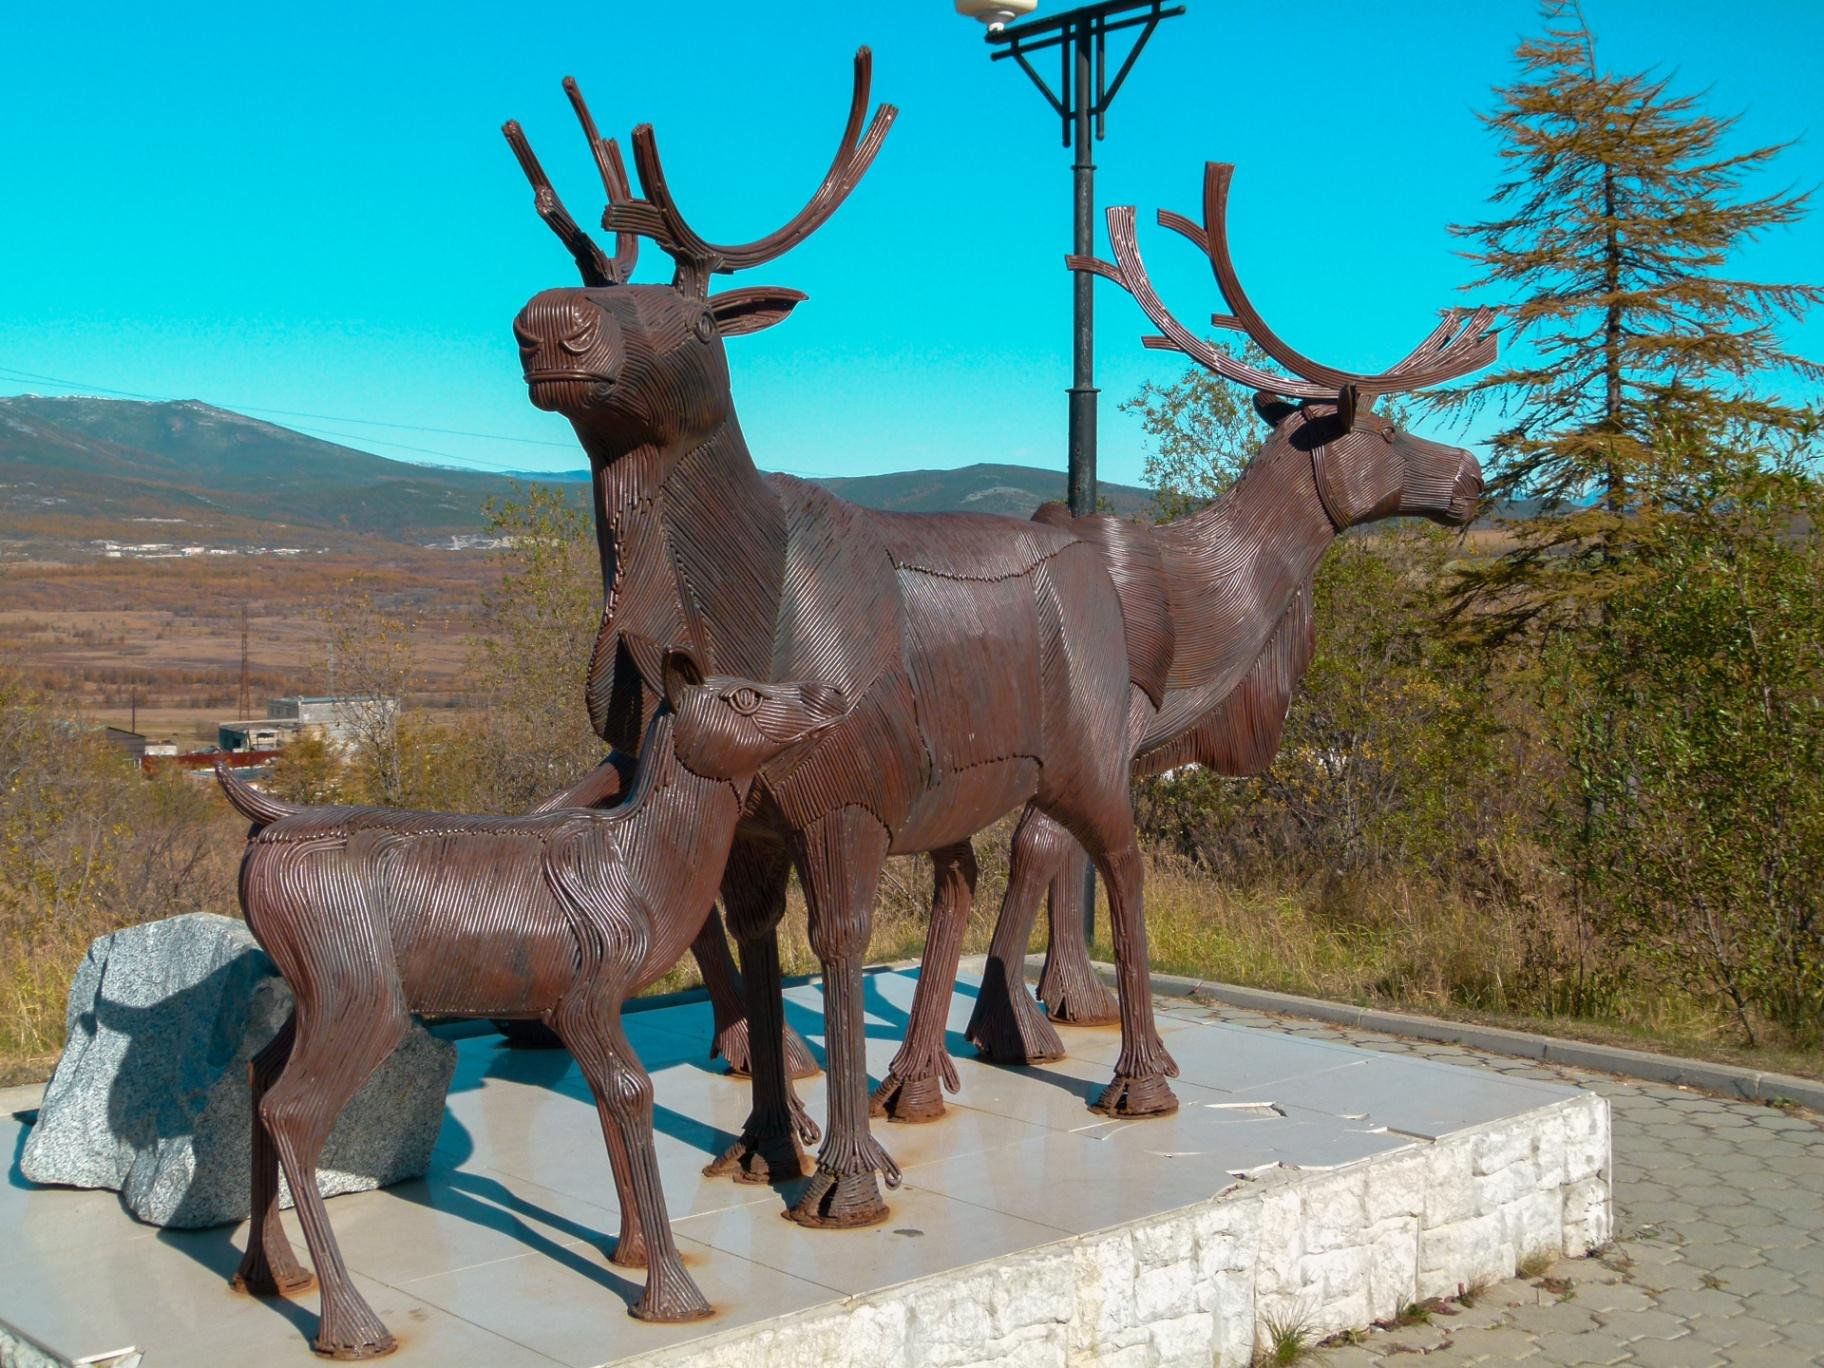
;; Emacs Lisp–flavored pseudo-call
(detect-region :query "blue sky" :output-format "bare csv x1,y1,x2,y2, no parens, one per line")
2,2,1820,488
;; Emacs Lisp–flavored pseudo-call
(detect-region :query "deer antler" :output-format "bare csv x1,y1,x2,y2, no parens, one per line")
605,47,898,293
563,77,639,283
1071,162,1496,400
503,78,639,286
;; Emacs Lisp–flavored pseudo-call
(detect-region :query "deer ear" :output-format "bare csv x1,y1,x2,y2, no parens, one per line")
1253,391,1299,427
660,647,705,709
1334,384,1359,429
709,287,808,336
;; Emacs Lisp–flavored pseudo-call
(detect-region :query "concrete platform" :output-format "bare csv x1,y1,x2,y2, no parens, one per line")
2,963,1611,1367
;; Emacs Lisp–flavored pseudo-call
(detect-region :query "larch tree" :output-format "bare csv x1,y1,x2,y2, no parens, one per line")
1432,0,1822,638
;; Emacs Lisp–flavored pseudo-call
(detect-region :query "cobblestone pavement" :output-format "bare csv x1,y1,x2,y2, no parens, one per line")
1184,1002,1824,1366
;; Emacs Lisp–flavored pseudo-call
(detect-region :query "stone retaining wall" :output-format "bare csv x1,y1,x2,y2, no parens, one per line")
641,1093,1611,1368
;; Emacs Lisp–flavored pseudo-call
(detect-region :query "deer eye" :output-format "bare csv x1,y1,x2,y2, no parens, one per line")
725,686,761,716
694,310,717,343
1381,426,1397,444
559,320,598,356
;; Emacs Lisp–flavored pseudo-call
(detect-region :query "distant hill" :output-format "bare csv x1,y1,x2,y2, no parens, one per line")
0,396,571,555
813,463,1156,519
498,461,1157,519
0,396,1160,558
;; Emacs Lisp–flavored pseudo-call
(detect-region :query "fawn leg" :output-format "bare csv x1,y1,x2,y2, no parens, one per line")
705,839,819,1183
1035,837,1120,1025
788,808,899,1229
872,841,975,1123
263,993,409,1359
965,807,1067,1064
693,904,820,1081
597,1094,647,1269
562,999,711,1322
234,1012,314,1297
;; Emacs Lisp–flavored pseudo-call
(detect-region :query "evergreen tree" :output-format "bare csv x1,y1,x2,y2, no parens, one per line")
1433,0,1822,637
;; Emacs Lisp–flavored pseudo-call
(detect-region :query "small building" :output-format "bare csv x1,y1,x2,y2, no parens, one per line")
100,727,147,767
217,719,304,753
265,694,398,751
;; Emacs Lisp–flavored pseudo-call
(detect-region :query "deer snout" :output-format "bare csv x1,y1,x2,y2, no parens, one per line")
514,292,621,410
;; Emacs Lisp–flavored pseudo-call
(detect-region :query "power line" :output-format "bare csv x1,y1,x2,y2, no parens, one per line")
0,361,843,481
0,363,576,461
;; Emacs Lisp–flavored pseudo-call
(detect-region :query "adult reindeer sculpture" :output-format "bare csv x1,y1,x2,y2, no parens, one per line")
872,163,1496,1113
504,49,1176,1228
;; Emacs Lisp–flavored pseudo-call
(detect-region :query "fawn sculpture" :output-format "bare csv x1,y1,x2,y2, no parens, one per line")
503,49,1178,1229
218,649,846,1355
871,163,1494,1112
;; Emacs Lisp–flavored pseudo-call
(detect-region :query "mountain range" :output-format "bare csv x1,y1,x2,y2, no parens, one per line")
0,396,1156,558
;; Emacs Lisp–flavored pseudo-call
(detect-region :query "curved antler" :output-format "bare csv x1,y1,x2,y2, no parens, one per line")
605,47,898,292
562,77,639,283
1072,162,1497,399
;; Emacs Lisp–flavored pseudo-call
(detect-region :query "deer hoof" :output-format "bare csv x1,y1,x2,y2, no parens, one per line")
1091,1073,1179,1118
870,1071,948,1124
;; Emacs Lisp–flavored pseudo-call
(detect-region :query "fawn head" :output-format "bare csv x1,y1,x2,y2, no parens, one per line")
661,649,848,792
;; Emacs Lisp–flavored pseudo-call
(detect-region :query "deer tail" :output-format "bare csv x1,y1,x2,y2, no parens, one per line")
213,761,298,830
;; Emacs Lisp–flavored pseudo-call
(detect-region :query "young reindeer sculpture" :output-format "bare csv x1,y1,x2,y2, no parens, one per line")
218,648,846,1356
503,48,1181,1229
870,162,1495,1109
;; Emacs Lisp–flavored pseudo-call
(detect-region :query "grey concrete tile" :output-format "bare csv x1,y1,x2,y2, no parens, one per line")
1623,1335,1725,1368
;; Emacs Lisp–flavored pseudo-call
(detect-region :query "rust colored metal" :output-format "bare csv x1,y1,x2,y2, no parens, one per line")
504,49,1179,1229
218,650,847,1352
889,162,1492,1085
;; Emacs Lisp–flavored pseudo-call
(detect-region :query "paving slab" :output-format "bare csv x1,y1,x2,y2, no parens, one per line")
0,966,1601,1367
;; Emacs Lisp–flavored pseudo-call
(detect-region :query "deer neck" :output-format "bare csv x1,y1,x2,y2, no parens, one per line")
1212,430,1340,595
598,713,744,981
582,416,786,680
1161,429,1338,699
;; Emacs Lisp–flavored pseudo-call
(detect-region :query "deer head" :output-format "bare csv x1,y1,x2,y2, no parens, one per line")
1074,163,1492,529
505,50,896,458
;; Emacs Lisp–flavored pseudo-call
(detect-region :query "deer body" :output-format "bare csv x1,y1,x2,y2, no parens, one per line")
219,658,845,1350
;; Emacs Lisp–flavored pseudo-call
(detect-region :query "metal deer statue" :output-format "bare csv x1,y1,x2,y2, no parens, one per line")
504,49,1178,1228
875,163,1495,1104
219,649,847,1353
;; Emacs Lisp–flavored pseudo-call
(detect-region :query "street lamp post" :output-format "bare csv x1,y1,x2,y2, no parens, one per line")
960,0,1185,945
962,0,1186,520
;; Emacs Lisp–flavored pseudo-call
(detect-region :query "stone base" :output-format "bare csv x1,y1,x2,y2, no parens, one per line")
1,962,1608,1368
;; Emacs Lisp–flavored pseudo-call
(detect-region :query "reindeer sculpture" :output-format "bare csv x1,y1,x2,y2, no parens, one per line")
870,163,1494,1111
218,649,846,1354
503,49,1180,1229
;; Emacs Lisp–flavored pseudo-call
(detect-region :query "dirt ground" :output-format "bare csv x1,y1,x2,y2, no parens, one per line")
0,551,496,737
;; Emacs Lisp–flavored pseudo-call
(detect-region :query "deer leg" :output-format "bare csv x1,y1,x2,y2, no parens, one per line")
559,995,711,1323
705,840,819,1184
1036,838,1120,1025
789,808,898,1229
872,840,975,1123
692,904,819,1081
262,990,409,1359
1080,827,1178,1119
966,807,1067,1065
233,1012,314,1298
595,1085,647,1269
